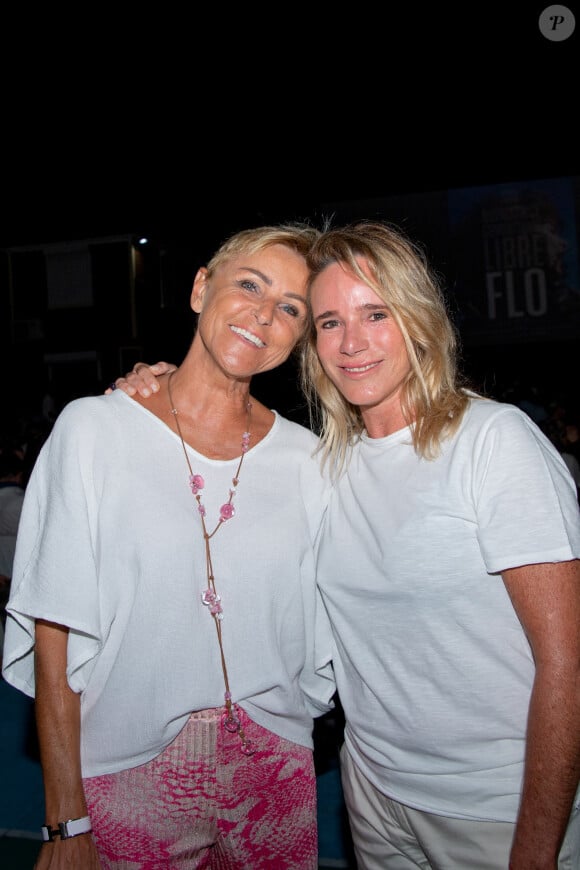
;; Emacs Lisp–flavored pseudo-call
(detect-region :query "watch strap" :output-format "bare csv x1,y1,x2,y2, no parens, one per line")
41,815,92,841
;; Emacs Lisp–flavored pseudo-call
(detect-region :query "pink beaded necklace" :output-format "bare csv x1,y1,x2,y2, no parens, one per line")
167,372,256,755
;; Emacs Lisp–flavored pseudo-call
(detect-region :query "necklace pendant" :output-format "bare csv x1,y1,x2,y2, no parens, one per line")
201,588,223,618
222,710,241,733
241,740,256,756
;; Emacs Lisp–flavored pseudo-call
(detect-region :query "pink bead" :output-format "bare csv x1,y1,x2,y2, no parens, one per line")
201,589,220,606
189,474,205,494
220,503,235,521
222,711,241,733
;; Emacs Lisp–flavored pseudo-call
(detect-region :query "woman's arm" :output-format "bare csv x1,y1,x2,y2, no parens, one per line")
503,559,580,870
34,619,101,869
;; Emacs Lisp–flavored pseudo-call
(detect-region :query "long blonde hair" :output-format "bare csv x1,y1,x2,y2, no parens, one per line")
300,221,472,473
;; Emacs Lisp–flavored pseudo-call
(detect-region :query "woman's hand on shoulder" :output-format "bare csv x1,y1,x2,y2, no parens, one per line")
105,362,176,398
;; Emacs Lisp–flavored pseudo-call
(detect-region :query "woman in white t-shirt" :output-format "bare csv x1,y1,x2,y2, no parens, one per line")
2,225,335,870
299,221,580,870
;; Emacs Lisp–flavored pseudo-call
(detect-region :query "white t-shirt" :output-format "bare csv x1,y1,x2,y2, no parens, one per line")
2,391,335,776
316,396,580,822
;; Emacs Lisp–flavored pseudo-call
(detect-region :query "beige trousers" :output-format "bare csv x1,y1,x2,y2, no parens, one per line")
340,743,580,869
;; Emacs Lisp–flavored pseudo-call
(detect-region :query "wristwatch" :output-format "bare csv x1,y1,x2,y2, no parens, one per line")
41,815,93,841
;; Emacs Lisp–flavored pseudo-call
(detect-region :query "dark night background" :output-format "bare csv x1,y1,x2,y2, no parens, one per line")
1,3,579,430
3,3,577,246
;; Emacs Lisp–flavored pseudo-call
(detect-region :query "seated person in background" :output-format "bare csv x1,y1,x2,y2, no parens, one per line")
0,446,25,552
0,447,25,639
0,447,24,588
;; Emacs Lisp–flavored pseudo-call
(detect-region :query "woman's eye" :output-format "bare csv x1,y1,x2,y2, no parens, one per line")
281,303,300,318
240,279,259,292
369,311,388,321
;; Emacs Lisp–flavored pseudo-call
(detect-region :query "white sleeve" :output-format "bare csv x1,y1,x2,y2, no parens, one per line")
471,407,580,573
2,402,102,697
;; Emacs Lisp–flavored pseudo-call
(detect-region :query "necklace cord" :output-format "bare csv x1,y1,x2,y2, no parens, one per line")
167,372,255,755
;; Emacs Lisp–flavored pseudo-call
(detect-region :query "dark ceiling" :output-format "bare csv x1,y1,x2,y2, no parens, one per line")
2,4,577,250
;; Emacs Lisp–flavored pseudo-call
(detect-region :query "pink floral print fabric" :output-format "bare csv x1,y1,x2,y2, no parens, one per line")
83,706,318,869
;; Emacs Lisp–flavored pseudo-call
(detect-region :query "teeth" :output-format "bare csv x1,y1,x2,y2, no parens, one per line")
344,363,375,373
231,326,265,348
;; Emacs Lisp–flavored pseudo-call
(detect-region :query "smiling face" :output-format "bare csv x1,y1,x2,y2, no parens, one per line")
191,243,309,380
310,258,412,436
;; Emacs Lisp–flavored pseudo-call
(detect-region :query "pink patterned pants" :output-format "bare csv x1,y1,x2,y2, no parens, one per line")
83,706,318,869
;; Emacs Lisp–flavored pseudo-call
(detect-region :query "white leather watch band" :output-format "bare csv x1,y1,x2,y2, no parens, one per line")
41,815,92,841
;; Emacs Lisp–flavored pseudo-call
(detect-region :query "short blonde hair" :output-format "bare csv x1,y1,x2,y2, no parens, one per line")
206,223,321,277
300,221,471,474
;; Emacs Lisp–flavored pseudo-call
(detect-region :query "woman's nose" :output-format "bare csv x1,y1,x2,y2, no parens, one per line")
253,302,274,325
340,324,367,355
